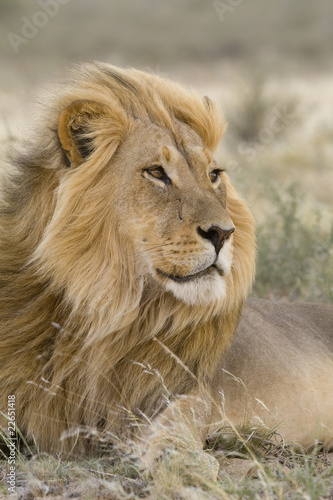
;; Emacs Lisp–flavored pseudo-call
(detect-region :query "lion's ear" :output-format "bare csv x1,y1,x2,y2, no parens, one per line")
58,100,105,167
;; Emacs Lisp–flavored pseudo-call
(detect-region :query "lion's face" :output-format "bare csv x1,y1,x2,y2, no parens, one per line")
40,66,255,318
110,120,235,306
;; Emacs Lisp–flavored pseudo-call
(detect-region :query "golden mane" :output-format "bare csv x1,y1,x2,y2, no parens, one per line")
0,63,256,453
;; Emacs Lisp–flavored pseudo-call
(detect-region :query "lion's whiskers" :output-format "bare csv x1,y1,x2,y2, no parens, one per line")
127,242,173,257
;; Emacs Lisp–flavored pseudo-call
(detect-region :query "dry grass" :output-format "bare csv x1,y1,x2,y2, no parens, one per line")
1,422,333,499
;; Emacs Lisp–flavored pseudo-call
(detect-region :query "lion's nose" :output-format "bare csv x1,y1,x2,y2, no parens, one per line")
197,225,235,255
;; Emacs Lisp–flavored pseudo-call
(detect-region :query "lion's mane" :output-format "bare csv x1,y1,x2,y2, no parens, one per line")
0,63,256,452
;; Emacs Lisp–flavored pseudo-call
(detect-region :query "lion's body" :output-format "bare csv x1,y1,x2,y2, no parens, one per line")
0,63,331,458
215,298,333,449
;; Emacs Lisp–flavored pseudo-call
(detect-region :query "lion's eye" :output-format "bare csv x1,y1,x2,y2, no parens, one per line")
209,169,223,184
145,166,171,185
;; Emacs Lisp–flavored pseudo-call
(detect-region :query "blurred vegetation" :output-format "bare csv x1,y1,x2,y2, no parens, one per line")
215,72,333,305
253,185,333,302
1,0,333,76
227,77,299,144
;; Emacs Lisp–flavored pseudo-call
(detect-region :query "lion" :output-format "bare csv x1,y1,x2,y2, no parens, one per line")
0,63,332,466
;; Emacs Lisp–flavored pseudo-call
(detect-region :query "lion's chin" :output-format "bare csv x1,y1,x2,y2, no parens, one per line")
164,271,227,307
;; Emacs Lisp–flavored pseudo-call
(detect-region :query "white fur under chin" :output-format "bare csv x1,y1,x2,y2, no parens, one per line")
166,238,234,306
165,272,227,306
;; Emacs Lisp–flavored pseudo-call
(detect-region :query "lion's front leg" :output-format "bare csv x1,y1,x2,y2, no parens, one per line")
137,390,219,478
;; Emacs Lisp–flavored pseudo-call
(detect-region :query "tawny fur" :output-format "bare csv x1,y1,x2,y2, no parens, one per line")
217,298,333,450
0,63,256,453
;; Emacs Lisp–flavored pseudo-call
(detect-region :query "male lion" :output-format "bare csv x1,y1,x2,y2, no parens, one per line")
0,63,332,466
